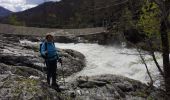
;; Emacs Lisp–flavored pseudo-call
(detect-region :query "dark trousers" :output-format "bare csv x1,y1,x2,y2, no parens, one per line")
46,60,57,85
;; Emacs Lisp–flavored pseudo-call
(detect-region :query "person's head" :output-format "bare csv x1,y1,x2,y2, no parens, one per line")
46,33,54,42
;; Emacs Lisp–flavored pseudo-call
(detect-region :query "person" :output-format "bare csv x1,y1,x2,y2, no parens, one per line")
40,33,62,91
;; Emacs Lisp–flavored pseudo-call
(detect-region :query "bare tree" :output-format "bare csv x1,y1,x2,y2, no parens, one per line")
152,0,170,97
147,39,164,77
137,47,154,87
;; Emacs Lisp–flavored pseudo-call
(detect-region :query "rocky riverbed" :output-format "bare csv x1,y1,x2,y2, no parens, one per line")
0,33,165,100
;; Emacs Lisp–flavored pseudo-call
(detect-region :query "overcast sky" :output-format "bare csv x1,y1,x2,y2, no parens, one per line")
0,0,60,12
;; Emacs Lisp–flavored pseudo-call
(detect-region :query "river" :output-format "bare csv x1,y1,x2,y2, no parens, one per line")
55,43,162,86
20,40,162,86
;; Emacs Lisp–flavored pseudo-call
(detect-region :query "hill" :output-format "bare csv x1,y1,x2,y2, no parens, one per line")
0,0,143,28
0,6,12,17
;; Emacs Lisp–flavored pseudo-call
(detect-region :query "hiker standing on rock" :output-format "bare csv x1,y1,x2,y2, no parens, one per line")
40,33,62,91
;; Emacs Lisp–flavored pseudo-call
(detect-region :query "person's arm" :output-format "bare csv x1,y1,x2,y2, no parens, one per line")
55,48,60,59
41,42,47,56
56,47,62,64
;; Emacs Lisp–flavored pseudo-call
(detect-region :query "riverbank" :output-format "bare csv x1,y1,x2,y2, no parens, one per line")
0,33,165,99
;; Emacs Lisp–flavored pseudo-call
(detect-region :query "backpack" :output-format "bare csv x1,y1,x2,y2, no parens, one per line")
39,41,48,59
39,41,56,59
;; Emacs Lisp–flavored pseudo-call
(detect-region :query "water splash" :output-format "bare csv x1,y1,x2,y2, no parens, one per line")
55,43,162,84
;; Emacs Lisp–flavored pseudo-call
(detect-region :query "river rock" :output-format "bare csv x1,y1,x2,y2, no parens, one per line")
65,75,164,100
58,49,85,77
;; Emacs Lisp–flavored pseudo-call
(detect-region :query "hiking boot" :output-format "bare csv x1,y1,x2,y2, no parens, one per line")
52,83,61,92
52,83,59,87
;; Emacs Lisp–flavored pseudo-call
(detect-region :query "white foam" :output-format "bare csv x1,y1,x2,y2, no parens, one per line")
55,43,162,84
20,40,38,45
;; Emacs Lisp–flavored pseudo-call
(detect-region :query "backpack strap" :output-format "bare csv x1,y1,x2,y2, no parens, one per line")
45,42,47,51
52,42,55,47
45,42,48,57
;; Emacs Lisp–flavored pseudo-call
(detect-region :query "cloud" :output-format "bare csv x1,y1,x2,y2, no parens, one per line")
0,0,60,12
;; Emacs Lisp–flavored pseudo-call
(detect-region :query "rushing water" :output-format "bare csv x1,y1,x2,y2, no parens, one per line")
20,40,162,85
55,43,162,85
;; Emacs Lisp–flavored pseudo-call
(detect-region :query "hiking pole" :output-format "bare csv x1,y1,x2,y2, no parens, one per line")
42,60,47,79
60,59,66,86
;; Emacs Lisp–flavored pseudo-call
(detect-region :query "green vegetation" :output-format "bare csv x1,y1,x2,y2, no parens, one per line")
137,0,160,37
133,91,148,98
134,0,170,98
132,90,155,100
0,0,144,28
119,7,135,32
147,96,154,100
8,15,24,26
13,78,40,94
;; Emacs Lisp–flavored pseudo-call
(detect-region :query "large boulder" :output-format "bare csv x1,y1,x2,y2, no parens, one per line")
58,49,85,77
65,74,164,100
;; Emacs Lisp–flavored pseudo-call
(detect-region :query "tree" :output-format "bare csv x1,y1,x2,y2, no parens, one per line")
119,5,155,86
119,7,135,32
138,0,164,77
153,0,170,97
9,15,23,26
138,0,170,97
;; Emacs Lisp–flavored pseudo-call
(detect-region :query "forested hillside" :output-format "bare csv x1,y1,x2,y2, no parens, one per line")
0,0,143,28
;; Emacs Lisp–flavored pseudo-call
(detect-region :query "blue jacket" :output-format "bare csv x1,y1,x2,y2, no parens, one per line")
41,42,59,61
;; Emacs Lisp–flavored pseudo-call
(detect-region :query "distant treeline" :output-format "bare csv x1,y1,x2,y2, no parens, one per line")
0,0,143,29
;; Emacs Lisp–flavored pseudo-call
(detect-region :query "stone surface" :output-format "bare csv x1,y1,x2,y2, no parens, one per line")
66,75,165,100
0,74,62,100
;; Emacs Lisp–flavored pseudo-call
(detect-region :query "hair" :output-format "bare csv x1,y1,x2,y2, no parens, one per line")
46,33,54,39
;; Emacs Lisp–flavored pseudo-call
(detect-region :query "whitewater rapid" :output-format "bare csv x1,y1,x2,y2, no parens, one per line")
20,40,162,85
55,43,162,85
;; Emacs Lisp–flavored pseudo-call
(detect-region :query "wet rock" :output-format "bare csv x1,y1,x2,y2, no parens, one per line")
78,80,107,88
76,76,107,88
0,63,44,79
0,36,85,77
115,81,133,92
1,31,120,45
66,75,164,100
58,49,85,77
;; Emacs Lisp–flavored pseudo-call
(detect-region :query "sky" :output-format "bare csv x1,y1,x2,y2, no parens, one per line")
0,0,60,12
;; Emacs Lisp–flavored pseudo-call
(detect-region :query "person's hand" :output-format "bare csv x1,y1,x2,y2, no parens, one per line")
45,51,48,56
58,58,62,65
